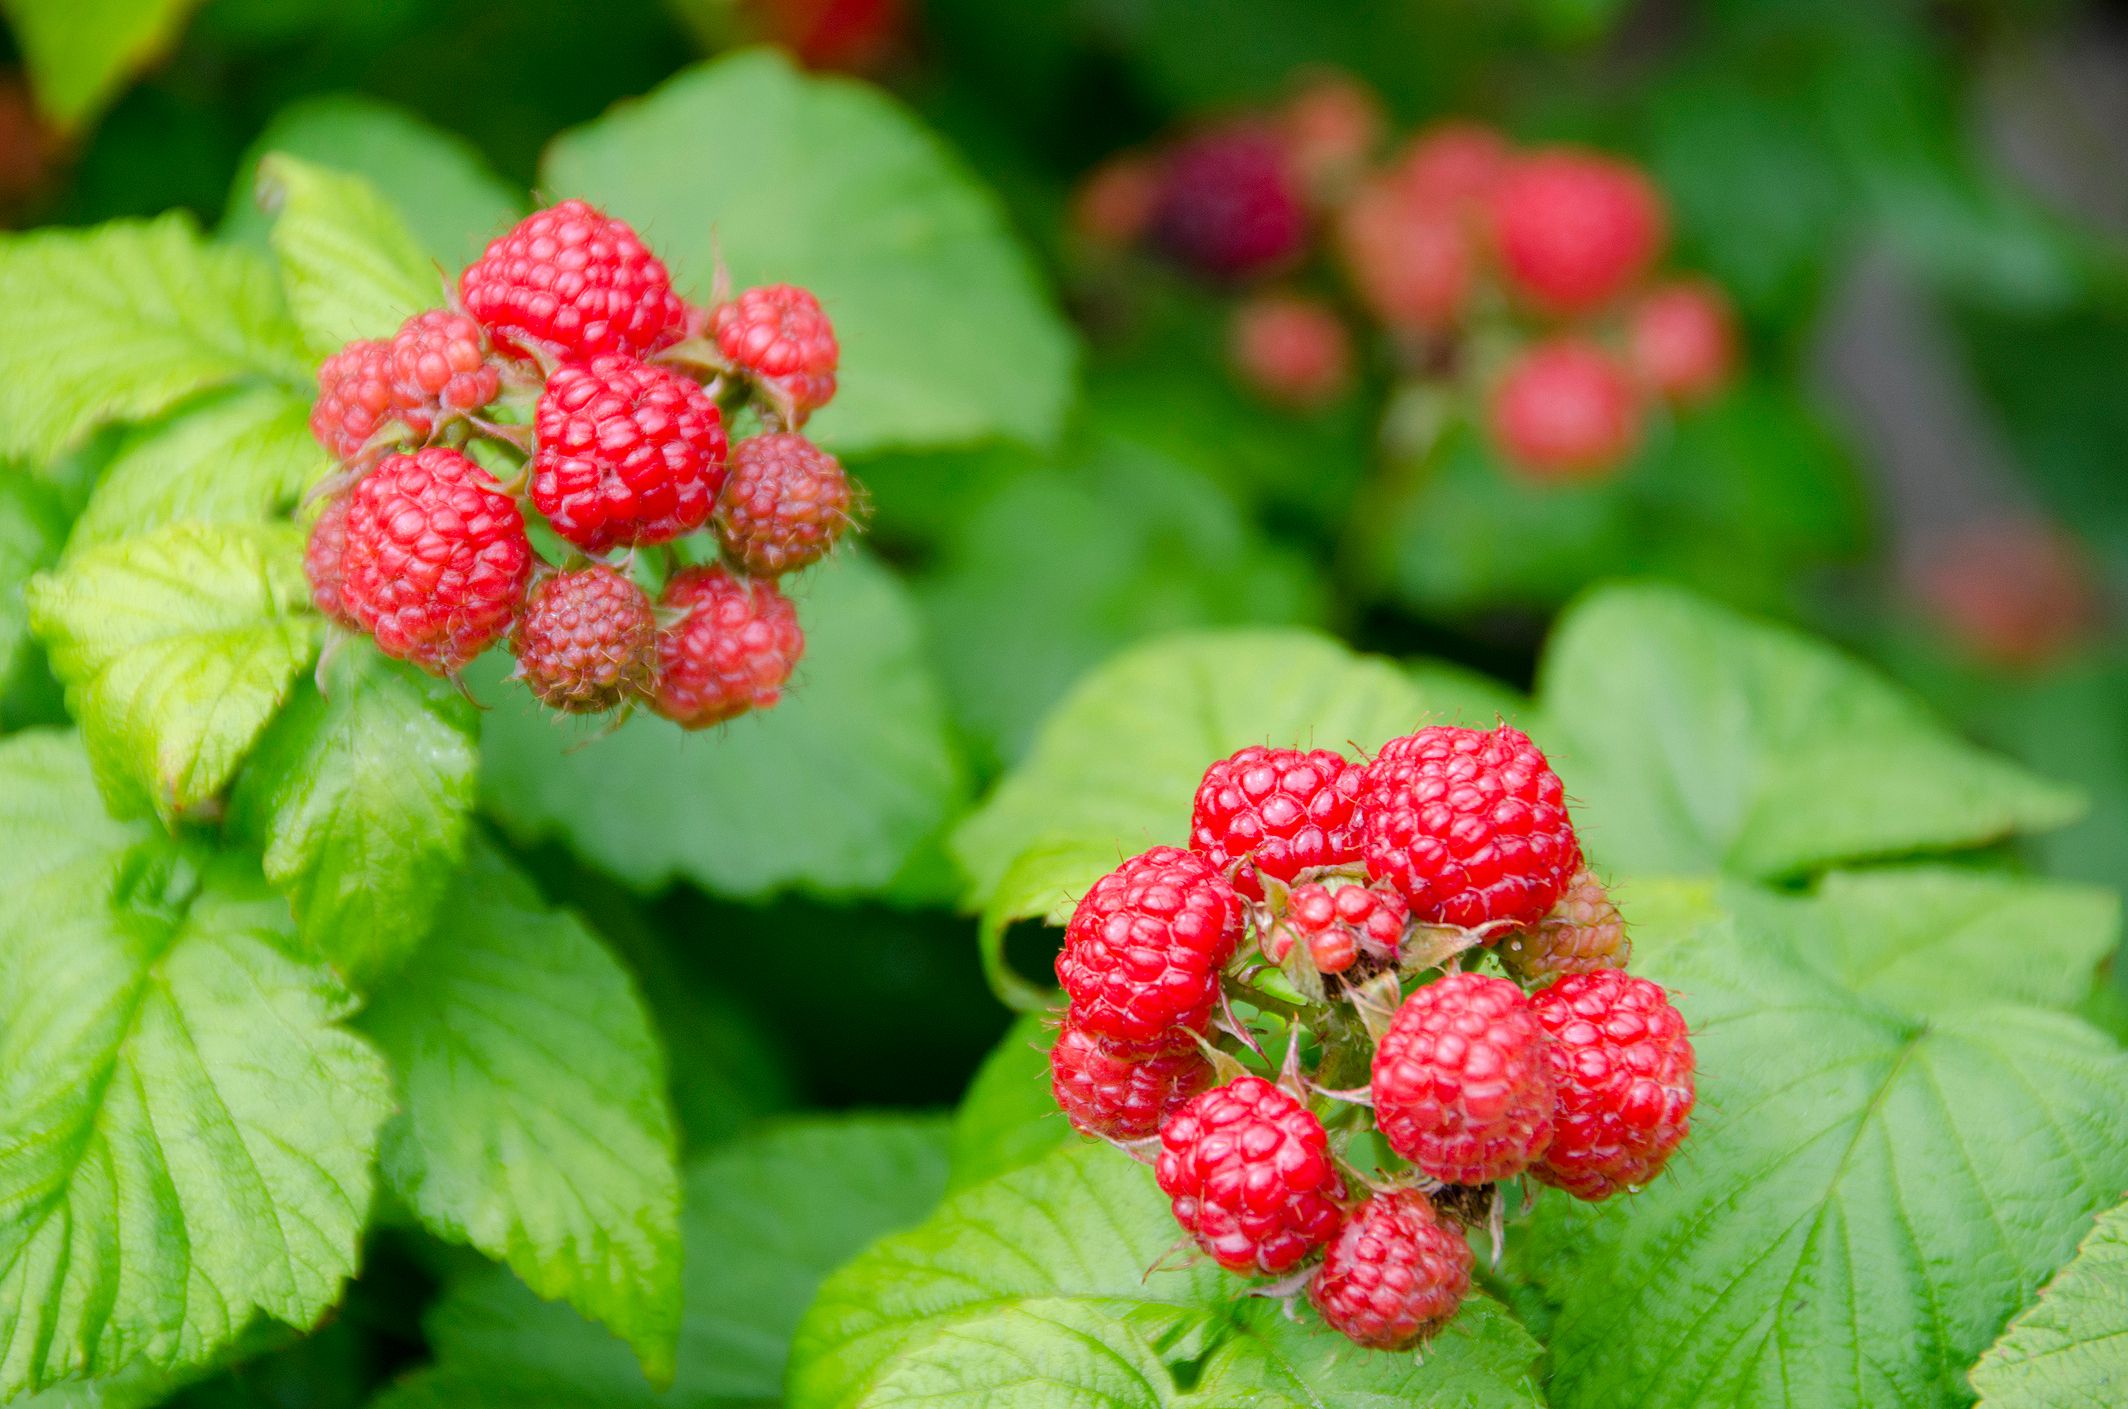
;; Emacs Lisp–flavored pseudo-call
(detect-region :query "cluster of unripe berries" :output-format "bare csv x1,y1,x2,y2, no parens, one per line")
1072,73,1738,482
302,199,860,725
1046,723,1696,1351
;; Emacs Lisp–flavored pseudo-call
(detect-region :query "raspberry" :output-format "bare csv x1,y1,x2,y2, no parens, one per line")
1070,154,1162,251
1048,1017,1214,1143
509,564,657,713
1190,745,1365,901
1150,125,1307,282
1489,149,1666,314
304,492,358,629
1490,336,1641,482
1307,1189,1472,1349
532,355,728,554
1154,1075,1347,1275
710,284,840,425
310,338,398,462
1391,120,1511,211
387,310,500,430
1627,278,1736,404
1055,846,1244,1051
1227,292,1352,411
1267,881,1409,974
650,564,804,729
339,447,533,674
1334,176,1473,332
1361,723,1581,931
714,433,859,577
1911,519,2099,671
1501,868,1630,981
1277,72,1383,191
1530,971,1694,1200
458,199,686,362
1370,971,1554,1185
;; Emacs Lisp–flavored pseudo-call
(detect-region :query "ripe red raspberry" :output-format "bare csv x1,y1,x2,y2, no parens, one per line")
1530,970,1695,1200
1070,154,1162,251
1055,846,1244,1051
1628,278,1736,404
1489,149,1666,314
304,492,358,629
387,310,500,429
650,564,804,729
1307,1189,1472,1349
1361,723,1581,931
1227,292,1352,411
1265,881,1409,974
714,432,859,577
1392,120,1511,210
1048,1017,1214,1143
710,284,840,425
1150,125,1307,282
1501,867,1630,981
339,447,533,674
310,338,398,461
1334,176,1473,332
532,355,728,553
458,199,686,362
1490,336,1641,482
509,564,657,713
1190,745,1365,901
1154,1075,1347,1275
1370,971,1554,1185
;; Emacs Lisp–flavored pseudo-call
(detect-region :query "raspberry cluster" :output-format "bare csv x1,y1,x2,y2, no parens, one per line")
1046,723,1696,1352
1071,72,1740,484
301,199,862,727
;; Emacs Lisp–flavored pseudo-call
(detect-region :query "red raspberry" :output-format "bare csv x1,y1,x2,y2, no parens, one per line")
1277,72,1383,191
1530,970,1695,1200
714,433,859,577
1361,723,1581,931
1190,746,1365,901
1055,846,1244,1051
1154,1075,1347,1275
1227,292,1352,411
1048,1017,1214,1143
387,310,500,430
1267,881,1409,974
1334,176,1473,333
1150,125,1307,282
532,355,728,554
304,492,358,629
1392,120,1512,210
509,564,657,713
1489,149,1666,314
1370,972,1554,1185
1501,867,1630,981
340,447,533,674
1490,336,1641,482
1627,278,1737,405
1307,1188,1472,1349
1070,154,1162,251
710,284,840,425
458,199,686,362
310,338,398,461
650,564,804,729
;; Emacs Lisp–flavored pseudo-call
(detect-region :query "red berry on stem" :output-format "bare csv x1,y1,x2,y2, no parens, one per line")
532,354,729,554
1501,867,1630,980
510,564,658,713
1049,1017,1214,1143
1154,1075,1347,1275
339,447,533,674
1490,336,1641,482
1490,149,1666,314
459,198,686,362
1392,120,1512,211
1150,125,1307,282
1628,278,1737,404
310,338,398,461
1530,970,1695,1200
1308,1188,1472,1349
304,492,358,629
1227,292,1352,410
1371,971,1555,1185
1335,177,1473,333
650,564,804,729
388,309,501,431
1055,845,1244,1051
711,284,840,424
1278,71,1384,190
1071,154,1163,251
715,432,859,577
1190,745,1365,900
1277,880,1410,974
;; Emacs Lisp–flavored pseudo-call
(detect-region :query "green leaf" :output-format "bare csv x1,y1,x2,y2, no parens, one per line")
0,474,71,681
64,387,326,558
479,551,967,901
1520,878,2128,1409
1970,1199,2128,1407
259,154,441,353
1538,584,2082,878
27,521,319,822
0,0,202,128
230,648,478,988
374,1115,950,1408
359,842,683,1380
0,214,309,460
789,1141,1544,1409
542,48,1075,455
945,1015,1066,1193
0,730,391,1398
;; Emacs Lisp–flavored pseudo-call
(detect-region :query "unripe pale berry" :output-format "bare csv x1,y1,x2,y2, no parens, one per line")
1490,336,1642,482
1227,292,1353,410
1628,278,1737,404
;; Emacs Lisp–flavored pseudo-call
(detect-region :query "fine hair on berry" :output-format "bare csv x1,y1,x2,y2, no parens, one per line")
511,564,657,713
1370,970,1555,1185
533,354,729,554
715,432,860,577
1048,1018,1213,1143
1054,845,1244,1050
1531,970,1695,1200
650,563,805,729
1190,744,1365,900
1308,1188,1473,1349
1154,1075,1347,1274
459,198,687,362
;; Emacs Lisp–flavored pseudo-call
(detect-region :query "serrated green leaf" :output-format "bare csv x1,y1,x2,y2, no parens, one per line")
478,551,966,901
0,215,308,460
360,842,683,1380
259,154,441,354
1970,1198,2128,1406
64,388,325,559
373,1115,950,1409
542,47,1075,455
0,730,391,1399
230,647,478,988
0,0,201,128
28,521,319,822
788,1140,1544,1409
0,474,71,681
945,1015,1066,1193
1538,584,2082,878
